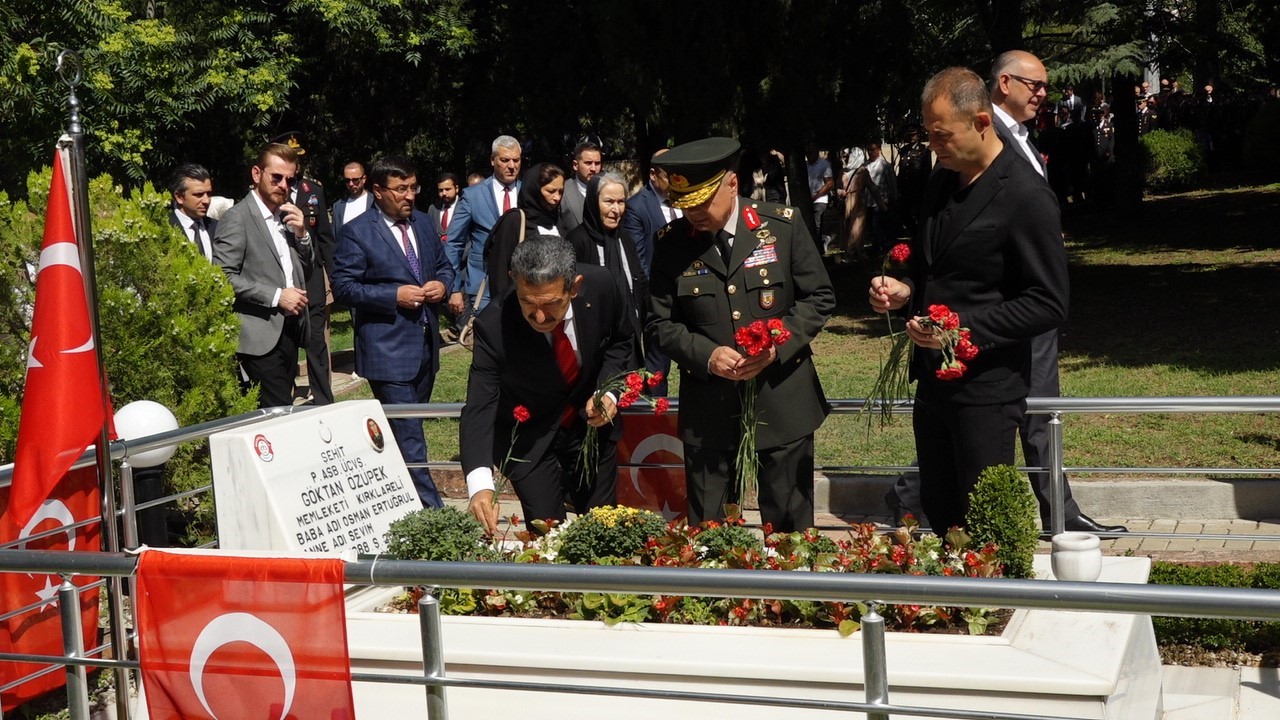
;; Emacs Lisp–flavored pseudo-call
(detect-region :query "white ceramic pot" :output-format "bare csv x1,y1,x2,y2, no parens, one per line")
1051,531,1103,582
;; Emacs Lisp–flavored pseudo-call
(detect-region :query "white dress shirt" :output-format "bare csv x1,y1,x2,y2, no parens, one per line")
993,104,1046,178
250,190,300,308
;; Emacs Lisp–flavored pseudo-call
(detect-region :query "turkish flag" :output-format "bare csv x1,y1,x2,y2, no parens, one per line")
10,147,109,527
615,412,686,519
135,552,357,720
0,466,102,712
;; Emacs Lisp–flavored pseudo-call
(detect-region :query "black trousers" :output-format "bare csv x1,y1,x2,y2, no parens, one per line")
912,392,1022,533
684,435,815,532
303,269,333,404
239,316,305,409
511,425,617,530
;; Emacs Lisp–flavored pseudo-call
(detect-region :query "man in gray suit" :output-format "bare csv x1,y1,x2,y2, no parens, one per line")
213,142,315,408
557,140,602,235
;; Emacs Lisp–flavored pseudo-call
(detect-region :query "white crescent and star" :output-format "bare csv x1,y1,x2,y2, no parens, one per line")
26,241,95,372
16,499,79,610
628,433,684,520
189,612,297,720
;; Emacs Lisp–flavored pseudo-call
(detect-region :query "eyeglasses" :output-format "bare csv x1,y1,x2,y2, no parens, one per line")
1007,73,1050,94
344,176,366,184
382,184,421,197
269,173,298,187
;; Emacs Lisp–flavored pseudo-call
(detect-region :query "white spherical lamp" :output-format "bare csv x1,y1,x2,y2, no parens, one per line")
114,400,180,468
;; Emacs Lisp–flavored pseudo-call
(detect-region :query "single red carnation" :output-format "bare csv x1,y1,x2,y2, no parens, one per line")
928,304,952,323
942,312,960,331
772,329,792,345
935,361,966,381
618,389,641,408
767,318,784,332
888,243,911,263
512,405,531,423
625,372,643,390
956,338,979,361
653,397,671,415
646,371,664,387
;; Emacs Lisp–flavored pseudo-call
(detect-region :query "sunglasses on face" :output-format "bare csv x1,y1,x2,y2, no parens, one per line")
269,173,298,187
1008,73,1050,94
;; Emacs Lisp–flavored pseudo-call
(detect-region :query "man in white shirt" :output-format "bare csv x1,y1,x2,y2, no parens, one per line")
332,161,374,239
168,164,218,261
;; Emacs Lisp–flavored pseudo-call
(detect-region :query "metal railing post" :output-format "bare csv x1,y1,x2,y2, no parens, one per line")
1049,412,1066,536
861,601,890,720
58,576,90,720
418,590,448,720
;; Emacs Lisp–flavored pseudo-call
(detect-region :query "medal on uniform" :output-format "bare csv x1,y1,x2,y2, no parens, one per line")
760,288,776,309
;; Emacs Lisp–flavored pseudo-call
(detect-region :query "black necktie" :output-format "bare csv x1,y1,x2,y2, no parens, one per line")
714,229,732,262
192,222,208,258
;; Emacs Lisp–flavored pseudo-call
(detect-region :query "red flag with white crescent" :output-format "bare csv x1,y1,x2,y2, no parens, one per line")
135,552,357,720
616,412,687,520
0,466,102,712
10,147,109,527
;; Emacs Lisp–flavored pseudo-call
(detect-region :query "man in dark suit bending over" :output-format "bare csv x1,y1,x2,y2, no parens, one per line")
869,67,1069,533
462,237,635,534
331,155,454,507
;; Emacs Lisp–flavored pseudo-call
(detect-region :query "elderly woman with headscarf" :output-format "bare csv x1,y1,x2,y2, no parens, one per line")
486,162,566,300
566,172,647,366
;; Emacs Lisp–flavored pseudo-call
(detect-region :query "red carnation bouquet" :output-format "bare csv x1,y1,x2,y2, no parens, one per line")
578,369,668,486
732,318,791,500
918,304,979,380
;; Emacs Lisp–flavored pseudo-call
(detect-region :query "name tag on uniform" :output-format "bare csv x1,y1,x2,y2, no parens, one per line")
744,246,778,268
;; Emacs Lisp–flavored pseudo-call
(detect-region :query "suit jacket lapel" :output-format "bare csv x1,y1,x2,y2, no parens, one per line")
483,178,502,224
930,156,1006,262
372,211,419,281
244,192,287,279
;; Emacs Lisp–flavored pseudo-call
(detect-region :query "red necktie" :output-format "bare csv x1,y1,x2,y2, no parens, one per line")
502,185,512,213
440,206,449,232
552,321,580,426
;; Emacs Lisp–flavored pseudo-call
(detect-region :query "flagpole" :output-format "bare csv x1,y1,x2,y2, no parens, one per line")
56,50,132,720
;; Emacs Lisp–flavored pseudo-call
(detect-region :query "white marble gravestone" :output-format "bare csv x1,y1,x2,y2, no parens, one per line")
210,399,420,554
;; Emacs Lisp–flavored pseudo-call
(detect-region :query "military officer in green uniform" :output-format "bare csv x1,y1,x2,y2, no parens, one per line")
647,137,835,531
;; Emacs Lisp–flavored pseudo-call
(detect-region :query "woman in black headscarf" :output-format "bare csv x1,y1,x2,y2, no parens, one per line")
566,172,647,366
486,162,565,301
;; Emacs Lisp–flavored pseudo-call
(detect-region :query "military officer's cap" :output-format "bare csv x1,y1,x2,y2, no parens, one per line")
655,137,740,209
269,131,307,155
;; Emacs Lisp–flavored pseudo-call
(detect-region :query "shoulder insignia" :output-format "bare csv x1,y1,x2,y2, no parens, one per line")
774,207,795,220
301,180,312,193
657,225,672,240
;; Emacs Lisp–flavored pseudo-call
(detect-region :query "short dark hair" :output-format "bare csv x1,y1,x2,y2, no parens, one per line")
168,163,211,197
573,141,601,160
369,155,417,188
510,237,576,290
436,172,460,187
922,67,993,121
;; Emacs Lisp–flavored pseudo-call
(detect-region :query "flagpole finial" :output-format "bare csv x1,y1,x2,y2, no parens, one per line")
56,50,83,136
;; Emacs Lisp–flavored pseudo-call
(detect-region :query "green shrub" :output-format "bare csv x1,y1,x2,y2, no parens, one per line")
1242,101,1280,183
1140,128,1206,192
697,523,762,560
385,507,496,563
558,505,667,564
1149,562,1265,649
0,169,257,544
966,464,1039,579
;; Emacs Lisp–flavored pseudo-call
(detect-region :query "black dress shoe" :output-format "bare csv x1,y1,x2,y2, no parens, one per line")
1063,514,1128,534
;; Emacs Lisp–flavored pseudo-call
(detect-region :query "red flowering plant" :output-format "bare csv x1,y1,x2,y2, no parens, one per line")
732,318,791,500
578,369,668,486
861,243,915,428
493,405,531,506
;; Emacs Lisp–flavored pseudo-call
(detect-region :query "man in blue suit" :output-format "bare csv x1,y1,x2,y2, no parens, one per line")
444,135,522,324
621,148,680,395
331,155,455,507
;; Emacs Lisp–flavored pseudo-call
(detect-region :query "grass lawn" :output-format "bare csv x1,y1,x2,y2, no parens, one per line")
342,184,1280,475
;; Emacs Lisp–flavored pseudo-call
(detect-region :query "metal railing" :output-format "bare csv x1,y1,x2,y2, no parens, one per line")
5,547,1280,720
3,395,1280,718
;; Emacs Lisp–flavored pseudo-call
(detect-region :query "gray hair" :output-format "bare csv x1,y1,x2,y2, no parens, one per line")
922,66,993,121
492,135,520,156
510,237,577,289
596,171,627,196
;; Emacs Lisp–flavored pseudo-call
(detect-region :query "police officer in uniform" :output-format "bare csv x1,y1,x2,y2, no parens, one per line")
647,137,835,532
